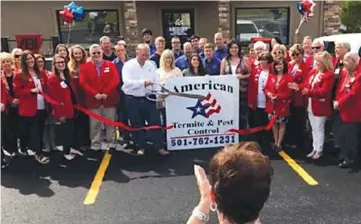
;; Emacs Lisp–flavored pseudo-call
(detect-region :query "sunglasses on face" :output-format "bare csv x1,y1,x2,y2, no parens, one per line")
14,55,21,58
91,52,101,55
312,46,321,50
291,52,300,57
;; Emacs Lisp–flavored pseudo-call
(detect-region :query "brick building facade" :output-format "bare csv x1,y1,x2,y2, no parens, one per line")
1,1,341,54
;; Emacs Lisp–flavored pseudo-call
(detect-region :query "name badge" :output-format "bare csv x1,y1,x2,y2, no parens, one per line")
60,81,68,88
334,68,340,75
104,67,110,73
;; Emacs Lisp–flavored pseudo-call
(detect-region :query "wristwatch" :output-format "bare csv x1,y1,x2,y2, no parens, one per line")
192,207,210,222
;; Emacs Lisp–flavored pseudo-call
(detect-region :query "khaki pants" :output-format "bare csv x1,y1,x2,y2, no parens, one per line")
90,106,116,150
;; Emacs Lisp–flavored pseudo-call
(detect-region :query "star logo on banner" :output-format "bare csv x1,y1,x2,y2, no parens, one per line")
186,100,208,119
186,93,221,119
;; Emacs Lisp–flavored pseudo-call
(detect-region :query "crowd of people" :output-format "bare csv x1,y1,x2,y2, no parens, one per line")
1,28,361,171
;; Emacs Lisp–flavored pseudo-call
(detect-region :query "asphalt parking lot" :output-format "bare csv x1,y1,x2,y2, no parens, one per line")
1,145,361,224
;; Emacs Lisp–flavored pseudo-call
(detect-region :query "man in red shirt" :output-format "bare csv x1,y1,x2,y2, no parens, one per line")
79,44,120,151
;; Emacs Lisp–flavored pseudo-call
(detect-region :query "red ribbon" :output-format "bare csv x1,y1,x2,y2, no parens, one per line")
40,92,286,134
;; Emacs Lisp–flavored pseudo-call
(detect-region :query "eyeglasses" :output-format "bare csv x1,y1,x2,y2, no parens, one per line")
273,51,283,55
172,42,180,44
312,46,321,50
14,55,21,58
36,60,44,64
91,52,101,55
55,61,66,65
291,52,300,57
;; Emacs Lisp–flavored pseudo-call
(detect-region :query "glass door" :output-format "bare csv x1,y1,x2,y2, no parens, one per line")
161,9,195,49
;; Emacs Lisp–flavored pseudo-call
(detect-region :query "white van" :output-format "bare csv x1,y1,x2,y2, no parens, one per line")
236,20,261,42
314,33,361,56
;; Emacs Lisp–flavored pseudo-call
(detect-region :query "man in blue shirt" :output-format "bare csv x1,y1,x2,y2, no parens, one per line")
203,43,221,76
141,28,156,56
214,32,228,61
198,37,208,60
175,42,193,71
149,36,165,68
113,41,132,149
171,36,184,60
190,34,202,54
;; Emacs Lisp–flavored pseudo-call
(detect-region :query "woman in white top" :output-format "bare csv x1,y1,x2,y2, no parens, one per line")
156,49,183,129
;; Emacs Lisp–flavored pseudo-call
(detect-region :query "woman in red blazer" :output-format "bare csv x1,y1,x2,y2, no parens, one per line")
286,44,311,150
289,51,335,160
13,50,49,164
1,79,10,168
264,59,293,152
0,52,20,157
68,45,90,150
333,52,361,169
48,54,81,162
248,52,274,148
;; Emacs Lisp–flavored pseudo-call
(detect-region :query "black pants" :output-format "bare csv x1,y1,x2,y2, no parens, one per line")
18,110,46,154
125,95,164,150
55,118,76,155
286,106,306,148
74,111,90,148
2,108,19,154
337,118,359,161
117,92,131,142
250,108,270,146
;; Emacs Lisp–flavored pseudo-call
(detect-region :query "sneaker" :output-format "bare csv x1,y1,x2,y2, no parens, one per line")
136,149,145,156
64,154,76,161
158,149,170,156
70,148,83,156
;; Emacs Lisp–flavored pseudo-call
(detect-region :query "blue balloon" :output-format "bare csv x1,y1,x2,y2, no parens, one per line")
73,6,85,22
66,1,77,11
297,2,305,16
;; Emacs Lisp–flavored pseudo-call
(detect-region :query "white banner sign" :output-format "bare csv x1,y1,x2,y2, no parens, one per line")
165,76,240,151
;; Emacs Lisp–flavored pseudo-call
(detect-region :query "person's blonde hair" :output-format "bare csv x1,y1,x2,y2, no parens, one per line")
203,43,214,50
271,44,286,57
68,45,87,78
314,51,334,72
289,44,304,55
155,36,165,43
0,52,15,64
159,49,175,69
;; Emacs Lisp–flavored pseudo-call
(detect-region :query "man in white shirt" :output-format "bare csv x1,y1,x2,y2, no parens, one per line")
122,43,169,156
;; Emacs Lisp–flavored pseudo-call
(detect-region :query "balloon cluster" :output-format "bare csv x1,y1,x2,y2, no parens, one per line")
297,0,316,22
59,1,85,24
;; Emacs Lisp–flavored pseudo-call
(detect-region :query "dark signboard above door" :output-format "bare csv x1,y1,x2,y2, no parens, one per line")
162,9,195,48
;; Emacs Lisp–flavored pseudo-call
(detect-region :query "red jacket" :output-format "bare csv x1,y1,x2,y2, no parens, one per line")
300,70,334,117
1,80,9,112
335,69,361,123
79,60,120,109
288,61,311,107
47,75,76,120
248,66,271,110
264,73,293,116
13,72,48,117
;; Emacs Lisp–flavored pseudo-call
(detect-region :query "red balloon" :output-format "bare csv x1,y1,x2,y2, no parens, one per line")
59,8,74,24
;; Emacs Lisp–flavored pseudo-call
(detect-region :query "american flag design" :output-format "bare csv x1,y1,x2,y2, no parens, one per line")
200,93,222,118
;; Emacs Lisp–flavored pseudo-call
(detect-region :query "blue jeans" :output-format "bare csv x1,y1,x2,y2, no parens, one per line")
124,95,164,150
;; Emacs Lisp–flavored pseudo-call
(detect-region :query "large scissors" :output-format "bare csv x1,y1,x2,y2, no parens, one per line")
145,83,207,102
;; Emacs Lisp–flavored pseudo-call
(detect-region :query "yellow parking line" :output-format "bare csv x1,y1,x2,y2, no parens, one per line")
83,130,119,205
278,151,318,186
84,151,112,205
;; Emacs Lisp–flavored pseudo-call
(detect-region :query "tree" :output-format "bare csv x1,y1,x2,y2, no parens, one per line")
341,1,361,33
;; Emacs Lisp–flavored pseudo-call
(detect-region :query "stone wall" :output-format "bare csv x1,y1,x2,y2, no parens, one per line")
123,1,139,55
217,0,231,41
323,1,341,35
